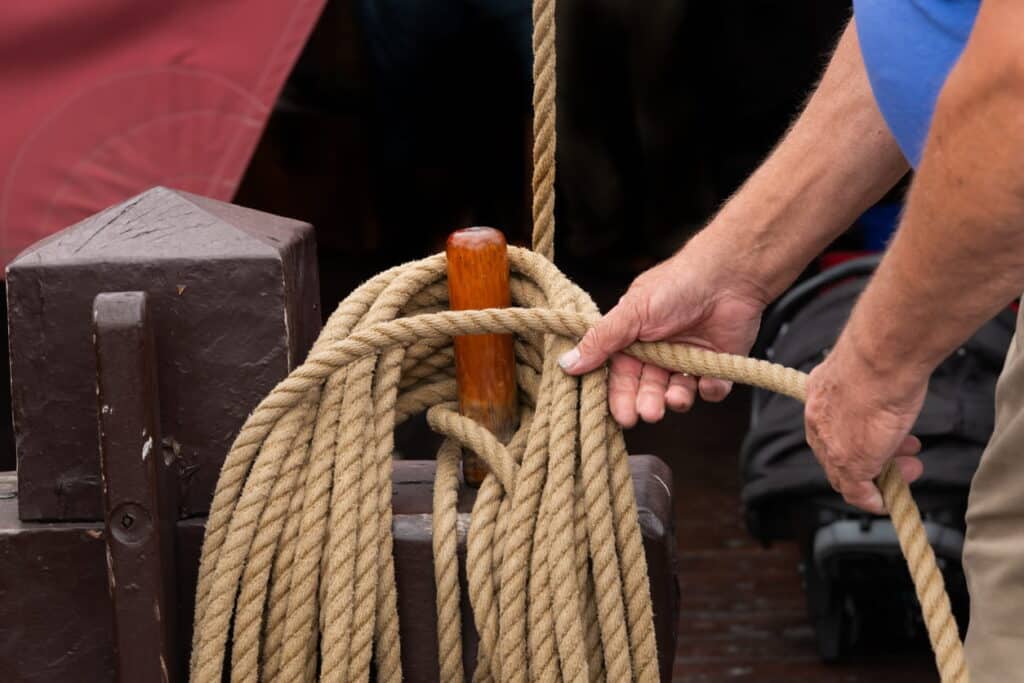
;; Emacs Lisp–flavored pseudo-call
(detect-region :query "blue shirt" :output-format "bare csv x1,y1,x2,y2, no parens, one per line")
854,0,980,166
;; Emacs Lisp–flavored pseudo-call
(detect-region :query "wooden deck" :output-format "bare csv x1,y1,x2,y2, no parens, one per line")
623,390,938,682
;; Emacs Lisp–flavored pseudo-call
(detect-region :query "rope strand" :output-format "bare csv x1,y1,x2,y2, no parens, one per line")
191,248,967,682
190,0,967,677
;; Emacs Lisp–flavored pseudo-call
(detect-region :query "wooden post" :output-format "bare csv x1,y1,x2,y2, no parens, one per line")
446,228,518,487
94,292,179,683
7,186,321,522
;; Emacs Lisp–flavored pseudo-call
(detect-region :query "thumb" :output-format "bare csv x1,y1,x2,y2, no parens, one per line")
559,300,641,375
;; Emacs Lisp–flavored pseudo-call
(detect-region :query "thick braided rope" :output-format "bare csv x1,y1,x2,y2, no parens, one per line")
531,0,556,260
190,246,966,683
191,0,964,676
636,339,967,682
191,248,660,682
529,5,964,676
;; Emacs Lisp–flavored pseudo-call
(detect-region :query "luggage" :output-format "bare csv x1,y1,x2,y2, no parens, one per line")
740,255,1013,659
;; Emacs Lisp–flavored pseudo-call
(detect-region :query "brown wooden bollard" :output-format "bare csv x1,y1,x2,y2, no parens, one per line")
446,228,518,487
7,186,321,521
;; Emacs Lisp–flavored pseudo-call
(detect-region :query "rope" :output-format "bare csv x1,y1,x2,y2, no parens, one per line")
635,341,968,682
531,0,557,260
190,0,967,680
187,251,968,683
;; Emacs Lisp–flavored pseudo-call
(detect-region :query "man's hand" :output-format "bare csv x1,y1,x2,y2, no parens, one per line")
804,335,926,514
797,0,1024,514
558,240,767,427
556,18,908,431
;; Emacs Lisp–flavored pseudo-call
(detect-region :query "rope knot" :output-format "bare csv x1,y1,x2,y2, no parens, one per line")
426,403,523,495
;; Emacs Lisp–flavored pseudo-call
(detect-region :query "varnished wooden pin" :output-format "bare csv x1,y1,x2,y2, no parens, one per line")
446,227,519,487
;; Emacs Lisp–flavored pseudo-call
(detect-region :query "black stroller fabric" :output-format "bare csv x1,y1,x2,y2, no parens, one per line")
741,271,1015,542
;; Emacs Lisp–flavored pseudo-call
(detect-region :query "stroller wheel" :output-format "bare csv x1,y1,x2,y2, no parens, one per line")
814,591,858,662
803,554,857,662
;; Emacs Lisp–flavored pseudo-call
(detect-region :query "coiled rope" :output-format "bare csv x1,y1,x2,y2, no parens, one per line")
189,0,967,680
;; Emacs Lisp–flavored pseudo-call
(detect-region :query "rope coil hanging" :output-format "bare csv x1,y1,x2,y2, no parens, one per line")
190,0,968,679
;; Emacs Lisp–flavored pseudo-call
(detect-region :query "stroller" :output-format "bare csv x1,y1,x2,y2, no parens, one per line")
740,255,1014,660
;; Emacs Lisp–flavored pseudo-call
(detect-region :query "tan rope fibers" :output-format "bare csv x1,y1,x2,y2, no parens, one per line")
191,0,966,678
530,0,557,261
189,247,968,683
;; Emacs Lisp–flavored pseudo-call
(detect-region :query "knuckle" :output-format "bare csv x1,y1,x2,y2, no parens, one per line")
637,383,661,396
640,364,669,384
587,316,629,356
844,489,871,510
609,372,640,393
579,327,605,356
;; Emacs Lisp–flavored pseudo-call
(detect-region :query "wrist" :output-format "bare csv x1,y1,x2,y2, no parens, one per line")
682,218,789,306
835,318,932,400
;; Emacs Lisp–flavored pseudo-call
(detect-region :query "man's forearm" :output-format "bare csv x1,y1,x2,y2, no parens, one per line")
840,0,1024,388
689,20,908,302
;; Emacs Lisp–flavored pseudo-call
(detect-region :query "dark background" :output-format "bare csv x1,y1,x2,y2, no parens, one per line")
230,2,933,679
0,1,937,678
234,0,857,307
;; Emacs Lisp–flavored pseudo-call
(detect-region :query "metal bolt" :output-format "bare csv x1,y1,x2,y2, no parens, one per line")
121,512,135,529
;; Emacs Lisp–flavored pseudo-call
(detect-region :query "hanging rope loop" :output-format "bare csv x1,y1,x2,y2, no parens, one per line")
190,248,967,683
189,0,969,677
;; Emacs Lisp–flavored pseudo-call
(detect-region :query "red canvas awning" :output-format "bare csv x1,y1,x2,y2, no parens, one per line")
0,0,326,267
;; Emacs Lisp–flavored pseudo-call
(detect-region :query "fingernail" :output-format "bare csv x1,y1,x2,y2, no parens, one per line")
558,347,581,371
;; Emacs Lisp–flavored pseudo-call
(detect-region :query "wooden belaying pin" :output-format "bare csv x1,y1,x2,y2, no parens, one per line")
446,227,519,487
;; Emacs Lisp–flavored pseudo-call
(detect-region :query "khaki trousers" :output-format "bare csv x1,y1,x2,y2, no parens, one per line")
964,308,1024,680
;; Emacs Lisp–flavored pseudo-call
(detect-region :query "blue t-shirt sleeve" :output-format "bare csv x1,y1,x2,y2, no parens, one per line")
854,0,979,166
